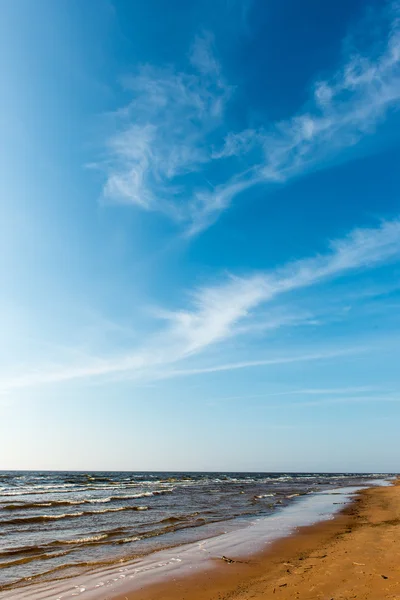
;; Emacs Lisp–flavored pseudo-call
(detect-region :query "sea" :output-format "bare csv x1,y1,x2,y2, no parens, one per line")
0,471,389,595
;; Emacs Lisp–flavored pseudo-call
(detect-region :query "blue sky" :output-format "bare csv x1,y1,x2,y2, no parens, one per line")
1,0,400,472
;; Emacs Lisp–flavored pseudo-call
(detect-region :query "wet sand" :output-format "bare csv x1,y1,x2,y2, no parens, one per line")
113,480,400,600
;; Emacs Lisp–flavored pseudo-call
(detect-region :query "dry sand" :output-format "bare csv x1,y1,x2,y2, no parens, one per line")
113,480,400,600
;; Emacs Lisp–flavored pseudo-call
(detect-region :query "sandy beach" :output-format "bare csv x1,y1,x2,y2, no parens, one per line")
4,473,380,599
113,480,400,600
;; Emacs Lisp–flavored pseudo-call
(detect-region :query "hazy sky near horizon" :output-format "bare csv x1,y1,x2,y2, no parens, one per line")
1,0,400,472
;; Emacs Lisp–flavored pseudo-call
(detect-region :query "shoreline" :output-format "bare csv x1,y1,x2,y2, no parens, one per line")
112,479,400,600
1,480,395,599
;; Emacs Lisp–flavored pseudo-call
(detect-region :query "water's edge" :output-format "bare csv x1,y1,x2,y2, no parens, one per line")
3,480,390,600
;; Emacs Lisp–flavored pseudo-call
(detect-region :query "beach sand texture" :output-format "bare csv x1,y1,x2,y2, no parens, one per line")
114,479,400,600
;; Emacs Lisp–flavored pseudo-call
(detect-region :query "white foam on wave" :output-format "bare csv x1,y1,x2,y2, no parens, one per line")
59,534,109,545
254,493,275,498
85,505,149,515
6,505,149,525
40,512,85,521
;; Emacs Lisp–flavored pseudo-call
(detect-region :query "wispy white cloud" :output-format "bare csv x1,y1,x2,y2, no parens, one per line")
100,33,231,220
190,31,221,76
184,173,263,237
98,2,400,234
211,386,387,402
260,7,400,180
207,387,400,408
214,392,400,409
211,386,380,401
0,346,364,394
158,217,400,359
191,2,400,232
157,347,367,379
211,129,261,159
266,386,384,397
284,394,400,409
233,308,321,337
2,216,400,393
